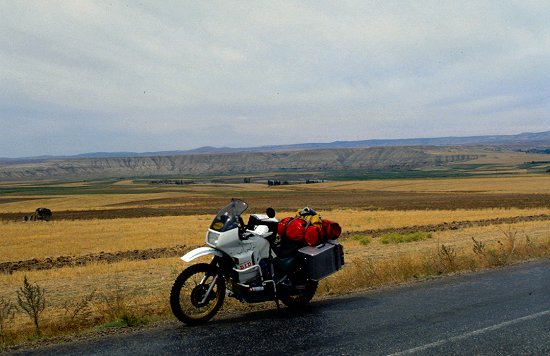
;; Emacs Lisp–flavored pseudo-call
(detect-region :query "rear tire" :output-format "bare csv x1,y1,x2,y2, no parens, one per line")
279,280,318,308
170,263,225,325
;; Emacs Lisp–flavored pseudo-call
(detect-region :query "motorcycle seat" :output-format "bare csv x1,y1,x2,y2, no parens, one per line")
273,239,305,258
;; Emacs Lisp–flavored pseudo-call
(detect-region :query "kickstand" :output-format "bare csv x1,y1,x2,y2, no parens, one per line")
275,298,280,310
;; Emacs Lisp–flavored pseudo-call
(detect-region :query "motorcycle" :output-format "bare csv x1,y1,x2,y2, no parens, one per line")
170,199,344,325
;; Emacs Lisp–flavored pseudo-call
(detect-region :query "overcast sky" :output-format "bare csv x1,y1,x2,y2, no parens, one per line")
1,1,549,157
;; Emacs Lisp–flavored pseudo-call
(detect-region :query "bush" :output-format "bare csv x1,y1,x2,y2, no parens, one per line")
16,276,46,337
0,297,15,340
351,234,371,245
380,232,432,244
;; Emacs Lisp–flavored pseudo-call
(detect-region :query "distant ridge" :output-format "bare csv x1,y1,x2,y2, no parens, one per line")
1,130,549,164
0,147,480,180
230,130,550,152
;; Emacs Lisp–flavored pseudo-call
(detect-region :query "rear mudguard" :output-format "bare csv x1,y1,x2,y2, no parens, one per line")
181,247,224,263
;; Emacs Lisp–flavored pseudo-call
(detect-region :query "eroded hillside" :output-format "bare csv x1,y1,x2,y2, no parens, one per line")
0,147,479,180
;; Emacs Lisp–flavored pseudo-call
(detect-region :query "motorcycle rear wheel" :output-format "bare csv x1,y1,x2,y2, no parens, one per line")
170,263,225,325
279,280,318,308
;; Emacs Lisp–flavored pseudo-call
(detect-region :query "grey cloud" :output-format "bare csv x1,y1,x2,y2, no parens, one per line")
1,1,549,157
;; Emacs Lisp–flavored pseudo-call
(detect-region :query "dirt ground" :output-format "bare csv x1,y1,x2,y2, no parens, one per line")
2,191,550,221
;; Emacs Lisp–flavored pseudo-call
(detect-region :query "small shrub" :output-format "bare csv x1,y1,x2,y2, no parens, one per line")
96,277,147,329
380,232,432,244
96,312,145,329
472,237,486,257
472,227,521,267
97,319,128,329
98,278,127,321
16,276,46,337
499,226,518,261
438,244,457,272
524,234,534,255
62,291,96,328
353,258,380,285
351,234,371,245
120,312,146,327
390,256,420,281
0,297,15,340
420,254,442,276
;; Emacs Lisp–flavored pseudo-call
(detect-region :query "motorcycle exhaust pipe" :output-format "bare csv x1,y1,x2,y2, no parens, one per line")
249,280,276,293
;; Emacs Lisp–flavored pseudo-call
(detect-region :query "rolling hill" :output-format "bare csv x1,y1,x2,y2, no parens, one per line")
0,131,549,180
0,147,478,180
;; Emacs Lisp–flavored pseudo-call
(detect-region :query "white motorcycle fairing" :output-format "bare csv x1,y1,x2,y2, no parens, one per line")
181,246,224,263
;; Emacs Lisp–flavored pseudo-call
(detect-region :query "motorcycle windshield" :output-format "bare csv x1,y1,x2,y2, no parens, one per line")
210,199,248,232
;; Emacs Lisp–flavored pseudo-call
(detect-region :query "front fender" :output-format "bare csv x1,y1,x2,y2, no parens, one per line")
181,246,224,263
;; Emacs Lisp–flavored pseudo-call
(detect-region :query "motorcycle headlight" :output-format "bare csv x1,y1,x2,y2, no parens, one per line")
206,230,221,246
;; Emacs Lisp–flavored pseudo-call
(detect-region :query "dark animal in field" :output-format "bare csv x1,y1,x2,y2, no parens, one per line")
23,208,52,222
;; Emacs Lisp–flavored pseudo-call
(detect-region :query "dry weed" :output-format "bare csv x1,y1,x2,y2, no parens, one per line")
61,290,96,329
16,276,47,337
0,297,15,341
437,244,458,272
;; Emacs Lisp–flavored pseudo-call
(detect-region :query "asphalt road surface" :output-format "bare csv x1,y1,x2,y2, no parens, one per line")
10,259,550,355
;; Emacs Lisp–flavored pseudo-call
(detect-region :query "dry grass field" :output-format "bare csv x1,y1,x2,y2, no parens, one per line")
1,174,550,347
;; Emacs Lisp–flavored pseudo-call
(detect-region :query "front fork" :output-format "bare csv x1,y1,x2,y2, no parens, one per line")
198,256,228,303
199,274,219,304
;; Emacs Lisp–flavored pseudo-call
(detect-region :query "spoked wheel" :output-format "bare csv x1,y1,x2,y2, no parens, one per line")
170,263,225,325
279,279,318,308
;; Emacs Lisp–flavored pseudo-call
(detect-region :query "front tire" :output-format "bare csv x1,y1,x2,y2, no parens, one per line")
170,263,225,325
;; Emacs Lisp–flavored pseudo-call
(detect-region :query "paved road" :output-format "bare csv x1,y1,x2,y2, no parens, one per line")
11,259,550,355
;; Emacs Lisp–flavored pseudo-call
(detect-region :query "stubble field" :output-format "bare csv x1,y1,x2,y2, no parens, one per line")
1,175,550,346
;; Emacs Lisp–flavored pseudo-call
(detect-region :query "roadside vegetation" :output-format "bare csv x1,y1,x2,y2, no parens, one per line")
379,232,432,244
350,234,371,245
322,225,550,295
1,175,550,348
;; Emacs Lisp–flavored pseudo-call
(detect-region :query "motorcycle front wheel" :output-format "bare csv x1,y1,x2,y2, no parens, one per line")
170,263,225,325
